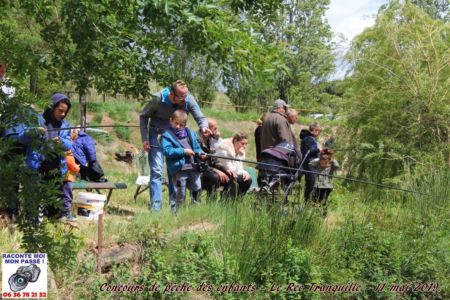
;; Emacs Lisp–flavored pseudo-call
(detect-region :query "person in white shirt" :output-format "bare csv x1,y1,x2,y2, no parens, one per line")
216,131,252,199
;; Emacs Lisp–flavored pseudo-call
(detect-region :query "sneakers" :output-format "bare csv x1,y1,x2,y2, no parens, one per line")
59,214,78,222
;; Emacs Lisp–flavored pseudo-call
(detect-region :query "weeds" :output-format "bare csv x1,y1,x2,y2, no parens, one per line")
115,126,131,142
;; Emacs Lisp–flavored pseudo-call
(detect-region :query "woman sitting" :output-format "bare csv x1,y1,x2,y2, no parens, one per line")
216,132,252,199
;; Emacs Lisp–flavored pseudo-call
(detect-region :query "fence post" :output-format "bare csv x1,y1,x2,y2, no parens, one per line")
97,213,104,273
80,94,87,132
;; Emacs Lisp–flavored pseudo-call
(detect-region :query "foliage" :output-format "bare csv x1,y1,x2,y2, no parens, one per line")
411,0,449,20
188,59,219,105
2,0,288,128
323,167,450,299
115,126,131,142
106,101,132,122
161,47,219,105
224,0,336,110
2,0,284,98
343,1,449,183
0,90,80,270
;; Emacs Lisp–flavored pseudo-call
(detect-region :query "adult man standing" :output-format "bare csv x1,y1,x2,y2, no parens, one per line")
286,108,300,150
260,99,295,151
140,80,210,211
286,108,298,126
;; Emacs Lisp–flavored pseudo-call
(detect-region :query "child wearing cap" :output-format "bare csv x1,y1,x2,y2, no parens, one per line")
308,148,339,217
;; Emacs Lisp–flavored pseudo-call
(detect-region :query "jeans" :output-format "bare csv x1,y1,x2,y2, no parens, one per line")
61,181,73,215
172,169,201,212
148,131,174,211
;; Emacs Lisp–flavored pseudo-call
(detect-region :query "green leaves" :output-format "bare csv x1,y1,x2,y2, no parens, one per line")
223,0,335,110
344,1,449,182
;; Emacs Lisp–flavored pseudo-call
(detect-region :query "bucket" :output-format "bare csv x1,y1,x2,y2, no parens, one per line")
76,192,107,204
75,192,106,220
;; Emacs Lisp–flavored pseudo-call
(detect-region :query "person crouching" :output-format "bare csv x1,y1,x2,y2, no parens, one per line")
161,110,205,213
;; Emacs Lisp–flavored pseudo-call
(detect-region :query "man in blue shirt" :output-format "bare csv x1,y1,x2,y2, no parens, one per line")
139,80,211,211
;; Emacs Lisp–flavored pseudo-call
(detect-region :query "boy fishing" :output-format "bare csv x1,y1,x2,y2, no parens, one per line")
161,110,205,213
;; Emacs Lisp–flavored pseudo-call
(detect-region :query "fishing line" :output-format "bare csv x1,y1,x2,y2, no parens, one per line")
25,125,427,195
204,153,425,195
36,124,141,132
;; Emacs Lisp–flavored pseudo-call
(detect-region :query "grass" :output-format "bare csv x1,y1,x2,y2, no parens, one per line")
48,163,448,299
5,172,448,298
2,96,449,299
114,126,132,142
201,107,260,122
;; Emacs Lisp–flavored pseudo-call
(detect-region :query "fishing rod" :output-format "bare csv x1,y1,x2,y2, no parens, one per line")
282,150,310,202
204,153,426,195
34,124,141,132
327,147,373,152
327,147,411,152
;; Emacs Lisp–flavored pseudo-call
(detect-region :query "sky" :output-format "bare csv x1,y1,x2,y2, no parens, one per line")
325,0,388,78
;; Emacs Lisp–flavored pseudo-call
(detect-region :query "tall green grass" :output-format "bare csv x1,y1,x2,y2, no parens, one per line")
52,166,449,299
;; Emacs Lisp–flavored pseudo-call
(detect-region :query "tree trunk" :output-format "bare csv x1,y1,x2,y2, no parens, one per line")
29,72,38,95
278,77,288,102
99,243,144,273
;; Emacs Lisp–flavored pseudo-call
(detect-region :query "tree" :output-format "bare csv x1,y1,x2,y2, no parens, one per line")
1,4,79,268
224,0,335,111
14,0,286,126
343,1,449,183
269,0,335,105
411,0,449,20
1,0,287,269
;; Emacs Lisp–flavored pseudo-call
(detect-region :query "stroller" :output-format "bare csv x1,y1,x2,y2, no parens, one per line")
256,142,302,206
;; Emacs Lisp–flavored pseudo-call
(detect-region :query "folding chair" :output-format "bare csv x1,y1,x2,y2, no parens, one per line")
133,151,150,202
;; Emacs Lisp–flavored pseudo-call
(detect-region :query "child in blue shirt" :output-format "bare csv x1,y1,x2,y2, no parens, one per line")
161,110,205,213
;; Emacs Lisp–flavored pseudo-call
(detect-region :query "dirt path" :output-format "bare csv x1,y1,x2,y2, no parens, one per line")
169,221,217,239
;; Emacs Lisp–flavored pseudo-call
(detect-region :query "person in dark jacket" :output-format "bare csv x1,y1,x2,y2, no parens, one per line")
16,94,72,174
71,130,106,182
254,112,268,162
260,99,295,152
299,122,321,202
16,93,73,220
